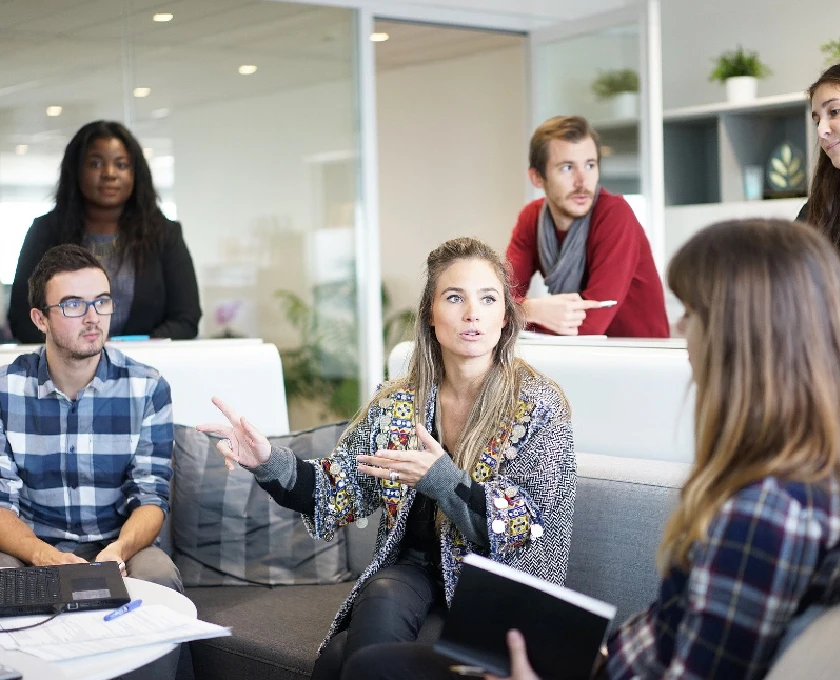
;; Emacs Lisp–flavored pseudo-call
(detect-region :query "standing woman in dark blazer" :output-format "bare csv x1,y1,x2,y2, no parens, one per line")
797,63,840,239
8,120,201,343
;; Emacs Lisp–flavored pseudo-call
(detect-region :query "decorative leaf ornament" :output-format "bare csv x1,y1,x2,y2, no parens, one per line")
766,142,806,193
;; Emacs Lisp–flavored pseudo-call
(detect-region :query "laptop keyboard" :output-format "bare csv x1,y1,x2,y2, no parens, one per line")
0,566,60,606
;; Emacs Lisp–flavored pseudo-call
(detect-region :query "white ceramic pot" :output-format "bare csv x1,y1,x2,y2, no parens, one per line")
611,91,639,119
725,76,757,103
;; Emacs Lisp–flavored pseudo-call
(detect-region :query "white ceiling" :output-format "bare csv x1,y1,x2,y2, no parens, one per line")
0,0,531,156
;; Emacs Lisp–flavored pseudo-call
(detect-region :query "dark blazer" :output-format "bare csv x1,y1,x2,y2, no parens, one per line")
8,212,202,343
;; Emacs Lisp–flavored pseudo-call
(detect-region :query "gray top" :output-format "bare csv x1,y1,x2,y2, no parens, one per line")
83,232,135,337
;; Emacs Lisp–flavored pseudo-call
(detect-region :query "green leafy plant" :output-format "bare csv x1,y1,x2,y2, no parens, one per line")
821,39,840,65
276,280,415,420
709,45,772,82
591,69,639,100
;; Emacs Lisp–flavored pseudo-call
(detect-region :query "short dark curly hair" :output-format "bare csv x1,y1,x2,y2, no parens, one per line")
28,244,110,311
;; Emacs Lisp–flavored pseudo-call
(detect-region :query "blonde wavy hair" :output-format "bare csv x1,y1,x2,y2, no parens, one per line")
354,238,558,525
661,218,840,570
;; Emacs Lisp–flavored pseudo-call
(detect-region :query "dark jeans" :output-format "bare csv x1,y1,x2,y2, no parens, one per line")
342,642,458,680
312,556,445,680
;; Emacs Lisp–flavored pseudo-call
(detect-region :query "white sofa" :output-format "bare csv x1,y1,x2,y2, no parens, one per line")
387,337,695,463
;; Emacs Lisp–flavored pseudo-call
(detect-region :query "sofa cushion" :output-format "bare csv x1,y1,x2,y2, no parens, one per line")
187,582,353,680
566,452,690,629
172,423,352,587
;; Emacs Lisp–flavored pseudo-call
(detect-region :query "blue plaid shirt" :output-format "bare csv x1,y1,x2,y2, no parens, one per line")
606,475,840,680
0,346,173,546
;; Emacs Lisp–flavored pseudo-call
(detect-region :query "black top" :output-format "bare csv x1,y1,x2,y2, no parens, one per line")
797,201,809,223
8,211,202,343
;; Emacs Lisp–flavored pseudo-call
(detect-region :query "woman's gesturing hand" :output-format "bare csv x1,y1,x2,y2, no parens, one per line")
196,396,272,470
357,423,445,487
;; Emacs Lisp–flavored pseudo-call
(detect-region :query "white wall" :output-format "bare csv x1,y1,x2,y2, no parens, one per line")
377,44,528,314
661,0,837,109
169,78,356,345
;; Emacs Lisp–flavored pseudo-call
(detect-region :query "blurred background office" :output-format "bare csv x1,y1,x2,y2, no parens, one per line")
0,0,836,427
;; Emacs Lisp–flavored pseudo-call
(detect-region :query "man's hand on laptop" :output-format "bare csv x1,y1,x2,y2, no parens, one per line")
32,545,88,567
521,294,603,335
95,545,127,576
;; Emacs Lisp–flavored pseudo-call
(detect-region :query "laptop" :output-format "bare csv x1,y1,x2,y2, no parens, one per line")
0,562,130,617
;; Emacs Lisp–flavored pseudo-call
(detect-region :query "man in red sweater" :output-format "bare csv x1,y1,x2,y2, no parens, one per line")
506,116,669,337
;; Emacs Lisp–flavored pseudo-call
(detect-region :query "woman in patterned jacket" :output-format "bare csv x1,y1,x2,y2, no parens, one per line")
198,237,576,680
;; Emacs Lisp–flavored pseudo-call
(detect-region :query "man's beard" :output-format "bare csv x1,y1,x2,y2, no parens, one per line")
54,325,105,361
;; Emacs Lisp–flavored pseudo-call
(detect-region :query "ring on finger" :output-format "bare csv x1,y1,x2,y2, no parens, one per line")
389,469,400,483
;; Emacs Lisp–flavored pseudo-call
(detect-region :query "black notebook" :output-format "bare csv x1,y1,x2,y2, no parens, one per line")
434,554,616,680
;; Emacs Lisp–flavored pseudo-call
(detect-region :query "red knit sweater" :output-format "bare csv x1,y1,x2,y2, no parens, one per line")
505,191,669,338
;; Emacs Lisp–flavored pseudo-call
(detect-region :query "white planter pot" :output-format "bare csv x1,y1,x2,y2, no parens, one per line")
611,91,639,119
725,76,757,103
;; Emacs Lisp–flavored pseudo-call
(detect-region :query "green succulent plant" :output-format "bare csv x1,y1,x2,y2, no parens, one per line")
591,69,639,100
276,280,415,421
709,45,772,82
821,40,840,65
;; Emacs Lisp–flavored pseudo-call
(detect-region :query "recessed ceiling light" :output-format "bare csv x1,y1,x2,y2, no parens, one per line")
153,12,173,22
370,32,389,42
15,144,28,156
46,105,62,117
143,147,154,159
238,64,258,75
133,87,151,98
151,107,170,119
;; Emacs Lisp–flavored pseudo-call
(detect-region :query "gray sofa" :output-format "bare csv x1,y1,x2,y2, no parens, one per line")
167,421,691,680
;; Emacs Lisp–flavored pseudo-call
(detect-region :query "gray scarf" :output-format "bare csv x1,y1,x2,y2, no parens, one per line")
537,186,601,294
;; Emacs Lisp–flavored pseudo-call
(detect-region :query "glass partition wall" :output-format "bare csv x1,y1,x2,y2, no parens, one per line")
0,0,365,429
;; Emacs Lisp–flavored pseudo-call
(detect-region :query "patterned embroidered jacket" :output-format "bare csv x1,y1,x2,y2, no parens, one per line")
299,370,576,653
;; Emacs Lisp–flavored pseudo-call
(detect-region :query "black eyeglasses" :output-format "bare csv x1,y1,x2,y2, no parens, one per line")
42,297,118,318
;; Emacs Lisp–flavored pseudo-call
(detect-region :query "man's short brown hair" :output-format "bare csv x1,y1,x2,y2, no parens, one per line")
529,116,601,178
28,244,109,311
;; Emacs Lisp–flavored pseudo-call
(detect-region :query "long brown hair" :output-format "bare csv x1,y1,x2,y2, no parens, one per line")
806,63,840,244
662,218,840,569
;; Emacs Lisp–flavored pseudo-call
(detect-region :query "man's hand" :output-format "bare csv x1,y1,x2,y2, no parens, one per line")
485,630,540,680
31,545,88,568
357,424,444,487
522,294,603,335
95,543,127,576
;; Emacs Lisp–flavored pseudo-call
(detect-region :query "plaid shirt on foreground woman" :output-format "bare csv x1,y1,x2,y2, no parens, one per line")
606,476,840,680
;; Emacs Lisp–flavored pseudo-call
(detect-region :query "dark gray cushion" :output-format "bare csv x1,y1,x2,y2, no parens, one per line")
187,582,354,680
172,423,352,587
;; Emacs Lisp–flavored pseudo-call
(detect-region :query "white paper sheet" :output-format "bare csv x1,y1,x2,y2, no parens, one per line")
0,605,230,661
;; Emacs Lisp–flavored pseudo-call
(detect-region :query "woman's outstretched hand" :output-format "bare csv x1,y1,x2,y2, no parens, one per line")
357,423,444,487
196,396,271,470
485,630,540,680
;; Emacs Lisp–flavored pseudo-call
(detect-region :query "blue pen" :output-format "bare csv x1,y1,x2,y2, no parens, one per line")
104,599,142,621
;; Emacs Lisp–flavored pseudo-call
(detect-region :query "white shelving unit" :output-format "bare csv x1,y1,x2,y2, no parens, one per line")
662,92,815,206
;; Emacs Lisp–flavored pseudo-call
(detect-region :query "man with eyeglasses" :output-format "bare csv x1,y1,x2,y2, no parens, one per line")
0,245,181,613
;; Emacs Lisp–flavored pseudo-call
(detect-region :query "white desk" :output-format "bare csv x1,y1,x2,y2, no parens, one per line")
2,578,196,680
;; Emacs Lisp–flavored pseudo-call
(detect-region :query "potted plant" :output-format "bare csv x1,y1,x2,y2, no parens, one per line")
591,69,640,119
709,45,771,103
821,39,840,66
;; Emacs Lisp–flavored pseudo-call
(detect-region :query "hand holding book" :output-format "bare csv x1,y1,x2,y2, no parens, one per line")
481,630,608,680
